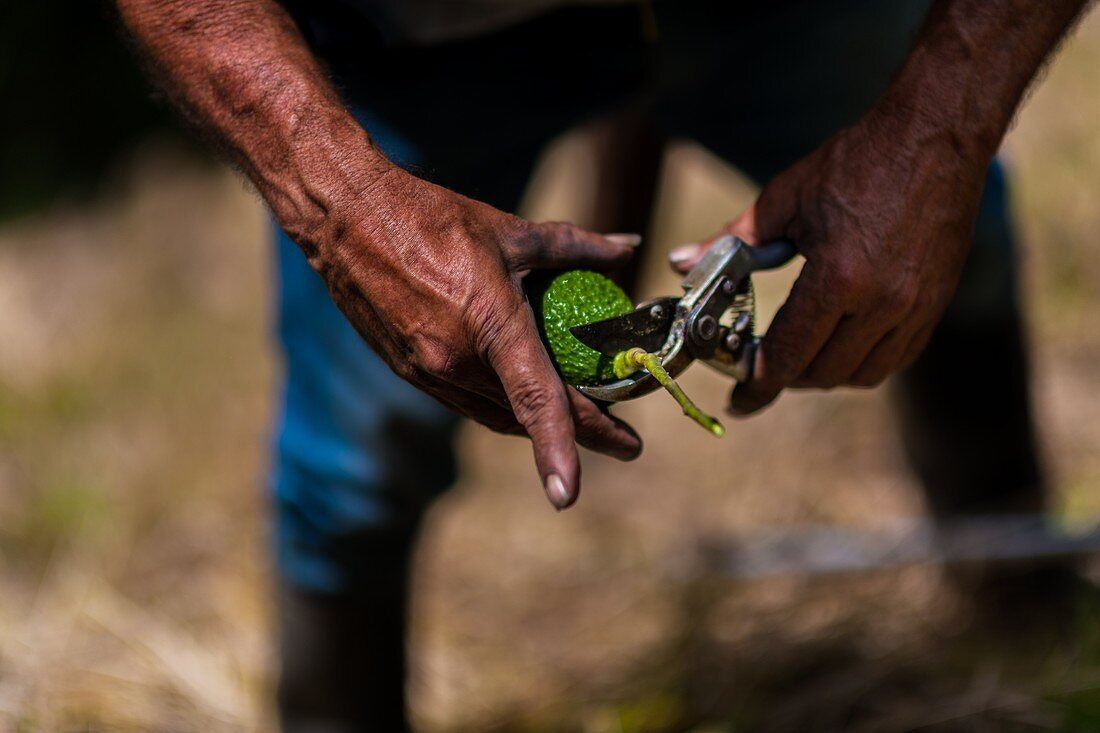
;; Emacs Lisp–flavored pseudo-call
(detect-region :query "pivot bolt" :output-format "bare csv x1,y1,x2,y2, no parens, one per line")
693,314,718,342
724,332,743,353
720,278,735,296
649,304,665,321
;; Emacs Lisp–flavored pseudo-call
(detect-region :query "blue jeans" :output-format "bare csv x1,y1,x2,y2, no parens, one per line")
272,0,1028,594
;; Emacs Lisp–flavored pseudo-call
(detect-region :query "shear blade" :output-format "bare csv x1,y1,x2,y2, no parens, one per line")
569,297,679,356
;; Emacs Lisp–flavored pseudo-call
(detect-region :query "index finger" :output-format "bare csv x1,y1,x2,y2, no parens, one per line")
730,264,841,414
485,311,585,510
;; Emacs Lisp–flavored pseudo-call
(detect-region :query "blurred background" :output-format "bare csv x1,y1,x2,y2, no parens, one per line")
2,4,1100,732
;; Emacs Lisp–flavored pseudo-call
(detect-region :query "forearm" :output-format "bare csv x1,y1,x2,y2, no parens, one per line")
118,2,645,499
871,0,1091,162
115,0,393,255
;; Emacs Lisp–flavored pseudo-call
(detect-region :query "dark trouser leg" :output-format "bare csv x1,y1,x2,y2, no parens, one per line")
892,161,1046,518
277,524,419,733
272,16,636,724
893,311,1044,516
890,165,1080,634
583,110,666,294
271,9,683,728
274,203,460,731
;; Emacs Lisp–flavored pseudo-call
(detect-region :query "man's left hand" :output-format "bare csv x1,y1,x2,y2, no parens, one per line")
670,109,990,415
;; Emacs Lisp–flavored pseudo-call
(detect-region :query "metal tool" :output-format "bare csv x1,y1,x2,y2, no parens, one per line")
570,235,798,402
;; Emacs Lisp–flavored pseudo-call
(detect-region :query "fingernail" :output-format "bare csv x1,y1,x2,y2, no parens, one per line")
668,243,701,265
606,233,643,247
545,473,572,510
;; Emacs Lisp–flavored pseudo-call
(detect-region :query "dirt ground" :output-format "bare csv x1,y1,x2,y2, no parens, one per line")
2,11,1100,733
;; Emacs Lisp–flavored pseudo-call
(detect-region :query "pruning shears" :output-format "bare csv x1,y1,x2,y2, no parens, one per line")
569,235,798,402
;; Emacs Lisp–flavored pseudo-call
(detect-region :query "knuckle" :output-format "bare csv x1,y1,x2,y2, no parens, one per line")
573,403,608,433
822,259,855,295
501,221,544,267
465,289,500,329
415,342,457,379
404,325,462,380
484,319,528,364
829,260,869,301
573,411,615,446
467,291,520,352
508,378,559,422
761,344,804,386
878,278,918,316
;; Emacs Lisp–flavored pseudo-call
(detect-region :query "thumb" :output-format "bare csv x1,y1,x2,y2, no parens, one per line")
668,173,798,275
508,221,639,272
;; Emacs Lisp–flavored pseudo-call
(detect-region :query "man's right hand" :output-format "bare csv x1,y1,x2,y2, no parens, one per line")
115,0,642,510
305,164,642,509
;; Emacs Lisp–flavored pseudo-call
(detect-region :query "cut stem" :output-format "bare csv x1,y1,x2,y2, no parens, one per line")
622,348,725,437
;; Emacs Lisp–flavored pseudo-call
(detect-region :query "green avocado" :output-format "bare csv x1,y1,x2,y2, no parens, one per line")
528,270,633,385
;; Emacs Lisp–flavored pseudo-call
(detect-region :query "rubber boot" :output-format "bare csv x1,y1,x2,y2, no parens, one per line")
277,526,418,733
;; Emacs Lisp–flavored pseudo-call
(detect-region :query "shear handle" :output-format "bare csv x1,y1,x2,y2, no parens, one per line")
704,238,798,383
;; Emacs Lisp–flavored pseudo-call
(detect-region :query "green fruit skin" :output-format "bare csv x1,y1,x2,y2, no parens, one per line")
531,270,634,386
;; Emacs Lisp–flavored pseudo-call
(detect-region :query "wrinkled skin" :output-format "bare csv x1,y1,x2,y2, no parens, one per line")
308,164,643,508
667,0,1091,419
117,0,1088,509
112,0,644,510
672,113,988,415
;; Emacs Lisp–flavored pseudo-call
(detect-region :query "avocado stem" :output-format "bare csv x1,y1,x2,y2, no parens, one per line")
622,348,725,438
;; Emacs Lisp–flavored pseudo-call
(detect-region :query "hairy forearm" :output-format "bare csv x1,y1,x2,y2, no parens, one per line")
115,0,393,256
872,0,1091,162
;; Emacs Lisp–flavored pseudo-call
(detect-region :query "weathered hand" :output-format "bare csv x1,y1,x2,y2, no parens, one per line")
117,0,1087,508
670,110,990,415
306,165,641,508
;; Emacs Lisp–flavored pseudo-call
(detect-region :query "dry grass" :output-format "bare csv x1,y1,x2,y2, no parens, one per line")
2,11,1100,733
0,153,274,731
